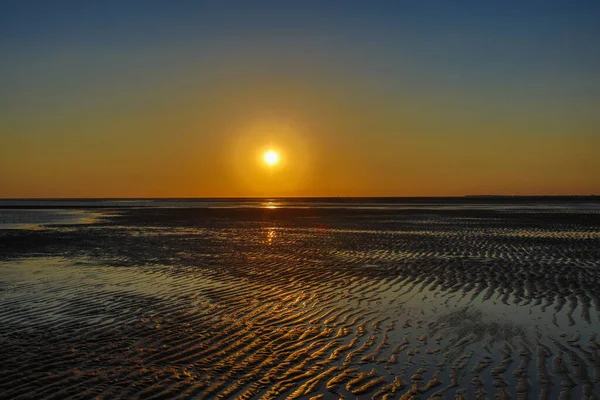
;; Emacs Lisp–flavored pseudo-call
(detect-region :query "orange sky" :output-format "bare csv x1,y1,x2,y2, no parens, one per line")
1,2,599,197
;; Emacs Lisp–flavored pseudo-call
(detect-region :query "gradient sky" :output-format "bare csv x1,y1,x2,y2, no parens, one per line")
1,1,599,197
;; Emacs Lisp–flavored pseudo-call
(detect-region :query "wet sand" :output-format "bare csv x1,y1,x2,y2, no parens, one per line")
1,205,599,399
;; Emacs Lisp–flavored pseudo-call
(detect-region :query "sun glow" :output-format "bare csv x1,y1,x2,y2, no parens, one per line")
263,150,280,166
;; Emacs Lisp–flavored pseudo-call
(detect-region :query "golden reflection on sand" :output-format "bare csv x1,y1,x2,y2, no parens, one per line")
267,228,276,245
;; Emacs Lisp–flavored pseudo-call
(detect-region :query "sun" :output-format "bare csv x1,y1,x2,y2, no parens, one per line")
263,150,280,166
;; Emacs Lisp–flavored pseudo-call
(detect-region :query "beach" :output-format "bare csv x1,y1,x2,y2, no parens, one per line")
1,200,599,399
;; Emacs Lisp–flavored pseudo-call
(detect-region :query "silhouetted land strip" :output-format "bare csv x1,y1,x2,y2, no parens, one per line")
0,195,599,209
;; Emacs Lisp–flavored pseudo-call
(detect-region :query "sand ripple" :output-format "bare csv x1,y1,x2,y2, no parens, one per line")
1,207,599,398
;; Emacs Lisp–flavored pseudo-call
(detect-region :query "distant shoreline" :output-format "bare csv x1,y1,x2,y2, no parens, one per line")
0,195,599,210
0,195,599,201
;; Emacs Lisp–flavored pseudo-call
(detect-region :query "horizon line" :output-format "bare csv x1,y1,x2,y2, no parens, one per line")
1,195,599,201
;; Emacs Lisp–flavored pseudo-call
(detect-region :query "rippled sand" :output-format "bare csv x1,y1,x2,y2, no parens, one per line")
1,206,600,399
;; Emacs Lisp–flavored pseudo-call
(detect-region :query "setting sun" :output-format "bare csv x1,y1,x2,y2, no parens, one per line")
263,150,279,166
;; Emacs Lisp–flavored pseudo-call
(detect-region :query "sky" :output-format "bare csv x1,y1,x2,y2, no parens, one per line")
1,1,599,197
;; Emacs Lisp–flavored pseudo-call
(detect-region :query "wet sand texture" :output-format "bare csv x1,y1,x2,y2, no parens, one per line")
0,206,599,398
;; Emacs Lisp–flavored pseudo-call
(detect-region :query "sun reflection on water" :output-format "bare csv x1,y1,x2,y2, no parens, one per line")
262,201,279,209
267,228,276,245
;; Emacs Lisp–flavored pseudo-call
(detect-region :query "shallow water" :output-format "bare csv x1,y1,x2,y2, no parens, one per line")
1,205,599,399
0,209,99,229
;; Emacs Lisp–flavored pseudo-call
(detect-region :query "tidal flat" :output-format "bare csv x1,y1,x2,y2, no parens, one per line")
1,202,599,399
